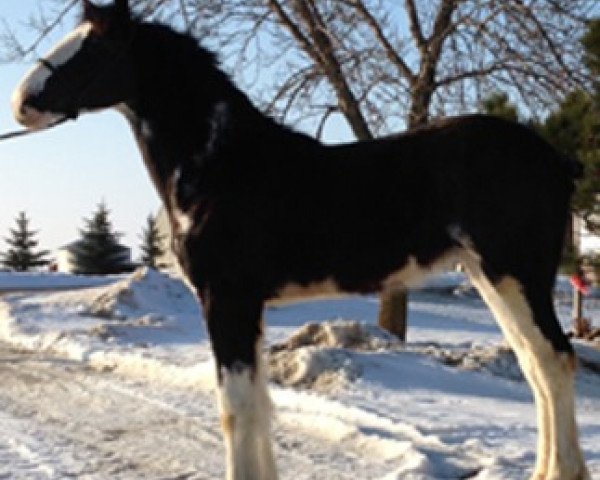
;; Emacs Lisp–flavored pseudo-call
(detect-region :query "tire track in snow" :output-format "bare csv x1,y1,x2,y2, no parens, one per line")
0,344,392,479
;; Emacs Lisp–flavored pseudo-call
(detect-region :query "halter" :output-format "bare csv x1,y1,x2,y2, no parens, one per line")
0,26,137,143
0,57,72,142
37,57,58,73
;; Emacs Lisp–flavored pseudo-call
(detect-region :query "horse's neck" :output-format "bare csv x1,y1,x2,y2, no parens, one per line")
119,71,267,206
120,35,319,203
120,102,214,200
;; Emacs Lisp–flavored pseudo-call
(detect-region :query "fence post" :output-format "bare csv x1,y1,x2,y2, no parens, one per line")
378,288,407,341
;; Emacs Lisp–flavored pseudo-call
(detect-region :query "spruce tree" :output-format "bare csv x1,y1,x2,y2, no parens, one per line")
541,95,600,235
139,214,166,269
73,202,131,275
1,211,50,272
480,93,519,123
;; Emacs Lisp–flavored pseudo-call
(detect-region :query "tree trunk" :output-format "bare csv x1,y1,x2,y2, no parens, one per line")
271,0,452,340
377,92,433,340
408,84,433,128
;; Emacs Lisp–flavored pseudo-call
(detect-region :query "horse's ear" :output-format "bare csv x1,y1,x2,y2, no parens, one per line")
82,0,131,34
82,0,99,20
114,0,131,21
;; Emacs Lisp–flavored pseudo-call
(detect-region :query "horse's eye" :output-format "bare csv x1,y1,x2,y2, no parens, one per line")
84,34,113,57
86,32,102,45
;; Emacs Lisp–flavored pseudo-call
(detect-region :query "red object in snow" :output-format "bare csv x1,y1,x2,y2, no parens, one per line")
570,274,590,295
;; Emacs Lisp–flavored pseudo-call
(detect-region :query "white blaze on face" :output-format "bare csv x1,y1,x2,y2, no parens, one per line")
11,22,94,129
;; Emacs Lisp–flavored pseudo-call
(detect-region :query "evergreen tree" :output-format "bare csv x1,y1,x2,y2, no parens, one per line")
139,214,166,269
537,19,600,279
1,211,50,272
582,19,600,93
541,92,600,235
480,93,519,123
73,202,131,275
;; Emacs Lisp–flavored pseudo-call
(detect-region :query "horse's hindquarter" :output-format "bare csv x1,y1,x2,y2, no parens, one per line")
285,116,573,291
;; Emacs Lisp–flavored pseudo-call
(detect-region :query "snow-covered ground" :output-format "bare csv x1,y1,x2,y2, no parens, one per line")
0,271,119,292
0,268,599,479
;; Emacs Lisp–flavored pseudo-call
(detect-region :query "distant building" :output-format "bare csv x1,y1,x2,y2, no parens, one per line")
55,240,133,274
574,215,600,255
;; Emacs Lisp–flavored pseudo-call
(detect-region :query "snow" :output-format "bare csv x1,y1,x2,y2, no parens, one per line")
0,267,599,478
0,271,120,292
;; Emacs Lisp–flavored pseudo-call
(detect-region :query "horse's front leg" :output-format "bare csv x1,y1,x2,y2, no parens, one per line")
202,284,278,480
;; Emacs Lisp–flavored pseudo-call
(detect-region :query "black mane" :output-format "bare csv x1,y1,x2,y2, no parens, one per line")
126,20,313,197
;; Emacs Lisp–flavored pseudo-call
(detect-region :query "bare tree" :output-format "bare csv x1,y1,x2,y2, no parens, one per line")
5,1,594,131
158,0,595,131
183,0,594,339
2,0,596,337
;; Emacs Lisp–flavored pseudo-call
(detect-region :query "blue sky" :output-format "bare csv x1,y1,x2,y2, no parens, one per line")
0,65,161,257
0,2,160,259
0,2,354,261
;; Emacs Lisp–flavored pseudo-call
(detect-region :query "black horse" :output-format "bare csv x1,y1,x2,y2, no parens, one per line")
11,1,589,479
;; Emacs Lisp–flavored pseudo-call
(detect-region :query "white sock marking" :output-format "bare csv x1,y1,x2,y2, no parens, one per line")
460,250,587,479
217,343,277,480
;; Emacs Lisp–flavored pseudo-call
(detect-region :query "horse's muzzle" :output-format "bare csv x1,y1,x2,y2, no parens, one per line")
11,90,66,131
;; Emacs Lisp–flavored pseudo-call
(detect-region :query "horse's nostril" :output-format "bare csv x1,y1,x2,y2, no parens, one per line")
11,92,47,129
14,91,31,113
19,96,39,118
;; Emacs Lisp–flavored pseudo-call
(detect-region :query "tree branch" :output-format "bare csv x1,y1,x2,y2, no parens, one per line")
511,0,585,88
427,0,460,65
404,0,426,55
436,63,514,87
289,0,373,139
19,0,79,58
351,0,415,85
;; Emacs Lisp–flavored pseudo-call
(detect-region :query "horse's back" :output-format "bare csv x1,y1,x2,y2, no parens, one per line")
291,114,575,287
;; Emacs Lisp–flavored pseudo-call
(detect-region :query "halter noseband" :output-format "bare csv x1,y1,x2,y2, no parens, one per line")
35,57,79,121
0,58,77,141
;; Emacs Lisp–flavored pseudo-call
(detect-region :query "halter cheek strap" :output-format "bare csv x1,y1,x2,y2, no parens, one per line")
37,58,58,73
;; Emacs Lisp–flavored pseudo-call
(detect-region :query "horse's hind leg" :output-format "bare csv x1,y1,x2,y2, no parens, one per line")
462,258,588,480
519,285,589,480
202,285,277,480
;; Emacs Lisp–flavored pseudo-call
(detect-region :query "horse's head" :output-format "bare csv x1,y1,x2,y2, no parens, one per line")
12,0,136,129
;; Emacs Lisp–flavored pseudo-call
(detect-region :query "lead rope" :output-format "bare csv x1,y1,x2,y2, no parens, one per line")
0,116,70,142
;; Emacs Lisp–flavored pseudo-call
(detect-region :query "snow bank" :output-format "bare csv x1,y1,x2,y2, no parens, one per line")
407,343,525,382
269,320,600,393
0,267,214,387
0,269,532,393
269,320,400,390
3,269,598,391
270,319,399,351
21,266,200,319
